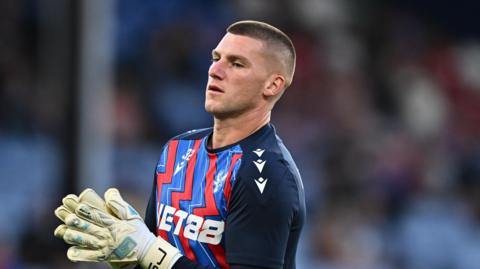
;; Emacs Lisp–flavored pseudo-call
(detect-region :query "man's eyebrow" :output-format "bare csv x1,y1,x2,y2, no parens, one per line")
211,50,249,63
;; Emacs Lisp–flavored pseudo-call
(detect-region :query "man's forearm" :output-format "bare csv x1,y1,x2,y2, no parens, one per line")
172,256,218,269
172,257,269,269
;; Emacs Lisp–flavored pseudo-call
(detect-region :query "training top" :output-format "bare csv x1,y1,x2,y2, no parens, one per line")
143,123,306,269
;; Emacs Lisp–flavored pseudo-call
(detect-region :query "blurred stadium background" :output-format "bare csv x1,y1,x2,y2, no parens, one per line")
1,0,480,268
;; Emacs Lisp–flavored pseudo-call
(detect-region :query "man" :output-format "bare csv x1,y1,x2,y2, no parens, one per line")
55,20,305,269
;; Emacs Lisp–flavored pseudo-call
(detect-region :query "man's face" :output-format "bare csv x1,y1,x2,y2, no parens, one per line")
205,33,271,118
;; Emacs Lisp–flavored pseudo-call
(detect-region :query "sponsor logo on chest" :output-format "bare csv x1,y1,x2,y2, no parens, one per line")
157,203,224,245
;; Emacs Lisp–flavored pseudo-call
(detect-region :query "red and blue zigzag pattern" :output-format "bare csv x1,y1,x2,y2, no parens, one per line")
155,137,242,268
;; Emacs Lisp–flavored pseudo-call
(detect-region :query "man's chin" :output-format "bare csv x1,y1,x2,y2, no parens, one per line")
205,108,224,118
205,103,223,114
205,106,234,120
204,104,215,115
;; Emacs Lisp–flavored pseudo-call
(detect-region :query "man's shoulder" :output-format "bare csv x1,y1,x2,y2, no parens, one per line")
237,145,296,184
238,125,298,173
231,131,304,216
237,125,301,187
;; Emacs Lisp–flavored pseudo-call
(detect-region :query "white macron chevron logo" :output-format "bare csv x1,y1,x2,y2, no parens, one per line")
253,148,265,157
254,177,268,194
253,159,266,173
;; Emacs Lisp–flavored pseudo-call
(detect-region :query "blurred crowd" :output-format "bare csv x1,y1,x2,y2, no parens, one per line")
1,0,479,268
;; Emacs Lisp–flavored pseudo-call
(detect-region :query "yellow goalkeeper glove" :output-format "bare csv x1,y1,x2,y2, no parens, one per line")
54,188,182,269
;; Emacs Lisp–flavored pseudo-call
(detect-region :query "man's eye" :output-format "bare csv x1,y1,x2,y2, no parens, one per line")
232,62,243,67
211,58,219,62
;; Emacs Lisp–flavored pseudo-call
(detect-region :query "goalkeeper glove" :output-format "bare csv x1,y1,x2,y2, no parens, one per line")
55,188,133,268
54,188,182,269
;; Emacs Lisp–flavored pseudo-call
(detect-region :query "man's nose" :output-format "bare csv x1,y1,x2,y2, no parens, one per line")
208,60,225,80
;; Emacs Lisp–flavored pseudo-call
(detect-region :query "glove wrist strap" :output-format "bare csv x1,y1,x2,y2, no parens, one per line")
140,238,182,269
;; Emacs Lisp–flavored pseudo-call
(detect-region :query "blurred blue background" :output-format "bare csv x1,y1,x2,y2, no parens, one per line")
1,0,480,268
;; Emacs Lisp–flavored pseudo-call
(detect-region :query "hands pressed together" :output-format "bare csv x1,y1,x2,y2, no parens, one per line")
54,188,182,269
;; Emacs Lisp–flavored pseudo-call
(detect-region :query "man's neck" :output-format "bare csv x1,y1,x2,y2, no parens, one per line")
210,108,270,149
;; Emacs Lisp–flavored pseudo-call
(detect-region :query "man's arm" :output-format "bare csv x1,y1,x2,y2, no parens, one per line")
172,257,270,269
55,185,289,269
138,167,271,269
55,160,300,269
144,173,158,234
223,161,301,269
169,169,299,269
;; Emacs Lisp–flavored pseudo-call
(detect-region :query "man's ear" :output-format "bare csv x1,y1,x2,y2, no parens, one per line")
263,74,286,97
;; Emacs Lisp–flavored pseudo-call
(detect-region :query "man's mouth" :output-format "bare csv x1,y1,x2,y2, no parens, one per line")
208,85,224,93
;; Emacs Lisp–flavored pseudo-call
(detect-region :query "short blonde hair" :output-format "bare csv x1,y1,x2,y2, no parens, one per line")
227,20,296,88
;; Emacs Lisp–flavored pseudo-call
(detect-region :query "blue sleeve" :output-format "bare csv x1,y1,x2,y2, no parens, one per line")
224,161,300,269
145,143,170,235
144,175,157,234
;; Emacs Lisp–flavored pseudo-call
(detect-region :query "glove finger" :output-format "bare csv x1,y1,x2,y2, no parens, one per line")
65,214,111,240
63,227,106,249
54,224,68,239
79,188,108,211
62,194,80,212
105,188,141,220
55,205,73,223
67,247,137,263
67,246,107,262
76,203,116,227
